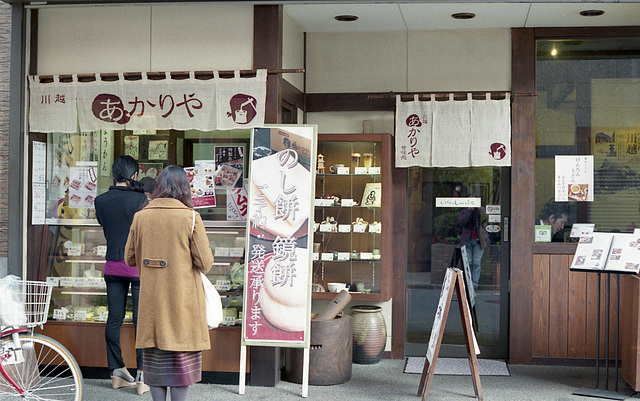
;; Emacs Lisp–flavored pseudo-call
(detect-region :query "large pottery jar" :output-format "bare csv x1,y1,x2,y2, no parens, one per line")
351,305,386,364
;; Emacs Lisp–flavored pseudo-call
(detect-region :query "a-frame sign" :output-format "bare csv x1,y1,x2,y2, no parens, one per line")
417,267,483,401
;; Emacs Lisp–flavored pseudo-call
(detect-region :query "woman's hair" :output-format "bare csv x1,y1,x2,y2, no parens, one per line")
151,165,193,208
112,155,145,193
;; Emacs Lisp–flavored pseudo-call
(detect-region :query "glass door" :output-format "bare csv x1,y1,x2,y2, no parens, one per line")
405,166,510,359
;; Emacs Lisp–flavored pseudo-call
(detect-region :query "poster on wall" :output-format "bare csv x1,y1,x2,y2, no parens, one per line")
32,141,47,225
214,145,245,188
148,140,169,160
68,164,98,209
241,125,317,348
227,181,248,221
184,165,216,208
123,136,139,159
555,155,594,202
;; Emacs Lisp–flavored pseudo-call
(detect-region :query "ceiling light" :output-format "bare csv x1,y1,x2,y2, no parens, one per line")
335,15,358,22
580,10,604,17
551,48,557,56
451,12,476,20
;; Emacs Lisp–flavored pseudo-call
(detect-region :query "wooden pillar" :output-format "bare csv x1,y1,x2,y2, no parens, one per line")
254,5,283,124
509,28,536,364
250,5,283,387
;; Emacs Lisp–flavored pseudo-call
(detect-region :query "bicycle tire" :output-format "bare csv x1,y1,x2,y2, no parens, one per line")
0,333,83,401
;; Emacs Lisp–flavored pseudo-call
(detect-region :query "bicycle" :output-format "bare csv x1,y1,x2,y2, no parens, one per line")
0,279,83,400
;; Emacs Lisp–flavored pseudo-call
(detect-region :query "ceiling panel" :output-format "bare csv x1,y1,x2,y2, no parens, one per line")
284,4,406,32
526,3,640,27
400,3,531,30
285,2,640,32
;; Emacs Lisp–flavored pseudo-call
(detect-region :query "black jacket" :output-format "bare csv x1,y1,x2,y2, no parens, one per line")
95,186,148,261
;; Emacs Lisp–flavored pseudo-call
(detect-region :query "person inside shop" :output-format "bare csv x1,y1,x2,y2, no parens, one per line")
94,155,149,395
125,165,214,401
538,199,570,242
140,176,156,201
458,206,490,291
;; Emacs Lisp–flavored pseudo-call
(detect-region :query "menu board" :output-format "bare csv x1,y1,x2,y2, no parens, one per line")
570,232,640,274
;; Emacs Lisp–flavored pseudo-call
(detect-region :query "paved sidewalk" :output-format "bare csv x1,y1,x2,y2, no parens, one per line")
81,359,640,401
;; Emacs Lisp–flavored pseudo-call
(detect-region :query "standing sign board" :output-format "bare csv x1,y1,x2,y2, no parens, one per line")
239,125,317,396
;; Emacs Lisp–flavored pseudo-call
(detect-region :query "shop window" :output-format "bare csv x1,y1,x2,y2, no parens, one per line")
41,129,250,224
535,38,640,241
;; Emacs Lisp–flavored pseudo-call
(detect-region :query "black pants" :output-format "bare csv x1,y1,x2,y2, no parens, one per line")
104,274,142,371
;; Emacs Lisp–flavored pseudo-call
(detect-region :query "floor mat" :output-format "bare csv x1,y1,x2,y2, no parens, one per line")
403,357,510,376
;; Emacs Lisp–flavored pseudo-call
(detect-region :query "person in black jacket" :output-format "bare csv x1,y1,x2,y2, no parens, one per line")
94,155,149,395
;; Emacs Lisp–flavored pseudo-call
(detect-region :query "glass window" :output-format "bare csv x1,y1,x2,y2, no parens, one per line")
535,38,640,242
42,129,250,224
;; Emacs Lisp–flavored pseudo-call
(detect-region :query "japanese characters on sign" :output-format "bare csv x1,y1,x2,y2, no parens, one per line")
555,155,594,202
28,71,267,133
242,126,316,347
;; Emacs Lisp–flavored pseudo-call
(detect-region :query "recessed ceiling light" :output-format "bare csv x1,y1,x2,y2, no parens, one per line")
580,10,604,17
551,48,557,56
451,12,476,20
335,15,358,22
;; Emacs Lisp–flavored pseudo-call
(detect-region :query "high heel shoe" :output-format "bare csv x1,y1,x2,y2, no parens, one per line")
136,371,150,395
111,367,136,389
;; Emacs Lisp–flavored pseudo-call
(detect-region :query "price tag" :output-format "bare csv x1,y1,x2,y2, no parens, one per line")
59,277,74,287
67,245,82,256
46,277,60,287
368,167,381,175
74,310,87,321
229,247,244,257
338,224,351,233
313,252,319,261
215,280,231,291
336,166,350,175
87,277,102,288
360,252,373,260
354,167,368,175
95,245,107,257
341,199,355,207
75,277,88,288
353,224,367,233
223,316,236,326
319,223,333,232
337,252,350,261
214,247,230,257
321,252,334,261
369,223,381,233
53,309,66,320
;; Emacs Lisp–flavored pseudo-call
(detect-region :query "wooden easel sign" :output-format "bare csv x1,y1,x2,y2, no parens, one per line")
417,267,483,401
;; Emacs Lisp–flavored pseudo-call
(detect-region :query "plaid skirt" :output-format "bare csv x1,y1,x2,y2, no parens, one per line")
143,348,202,387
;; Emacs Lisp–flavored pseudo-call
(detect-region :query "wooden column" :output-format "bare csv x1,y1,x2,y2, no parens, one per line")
250,5,283,387
509,28,536,364
254,5,283,124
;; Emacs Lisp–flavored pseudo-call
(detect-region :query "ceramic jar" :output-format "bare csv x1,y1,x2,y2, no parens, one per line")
351,305,386,364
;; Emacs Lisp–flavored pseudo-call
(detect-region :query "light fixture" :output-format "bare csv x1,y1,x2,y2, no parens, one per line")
451,12,476,20
335,15,358,22
580,10,604,17
551,48,557,56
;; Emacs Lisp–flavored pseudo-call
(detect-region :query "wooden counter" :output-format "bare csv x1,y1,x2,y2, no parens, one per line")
621,274,640,390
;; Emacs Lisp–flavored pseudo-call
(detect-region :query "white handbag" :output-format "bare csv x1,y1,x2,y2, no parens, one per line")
192,210,223,329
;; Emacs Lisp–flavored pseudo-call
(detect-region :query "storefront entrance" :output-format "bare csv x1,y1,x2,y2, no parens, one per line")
405,166,510,359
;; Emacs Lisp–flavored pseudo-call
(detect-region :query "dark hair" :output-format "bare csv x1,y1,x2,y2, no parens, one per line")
139,176,156,194
151,165,193,208
539,199,570,222
112,155,144,193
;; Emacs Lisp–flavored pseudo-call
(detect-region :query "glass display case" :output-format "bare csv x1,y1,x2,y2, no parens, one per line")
312,134,392,301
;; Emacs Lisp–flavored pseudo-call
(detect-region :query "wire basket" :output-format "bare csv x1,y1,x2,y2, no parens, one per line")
0,280,53,328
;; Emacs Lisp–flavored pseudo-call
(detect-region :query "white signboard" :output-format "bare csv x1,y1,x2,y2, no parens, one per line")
555,155,594,202
435,197,481,208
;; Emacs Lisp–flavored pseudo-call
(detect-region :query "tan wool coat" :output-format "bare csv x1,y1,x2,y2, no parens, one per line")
125,198,214,352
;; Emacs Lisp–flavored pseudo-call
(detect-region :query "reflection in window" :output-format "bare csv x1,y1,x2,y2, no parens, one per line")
535,38,640,241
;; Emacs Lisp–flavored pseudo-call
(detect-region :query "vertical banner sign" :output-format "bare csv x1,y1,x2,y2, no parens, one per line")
555,155,594,202
242,125,317,347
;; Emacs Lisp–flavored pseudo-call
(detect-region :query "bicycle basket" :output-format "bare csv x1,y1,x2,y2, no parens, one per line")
0,279,53,327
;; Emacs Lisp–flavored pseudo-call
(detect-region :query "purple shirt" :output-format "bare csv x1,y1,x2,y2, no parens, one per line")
104,259,139,278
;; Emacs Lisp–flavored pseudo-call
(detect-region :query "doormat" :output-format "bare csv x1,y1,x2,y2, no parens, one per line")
403,357,510,376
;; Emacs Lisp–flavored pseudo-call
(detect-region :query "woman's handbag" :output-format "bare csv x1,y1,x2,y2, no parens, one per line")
192,210,223,329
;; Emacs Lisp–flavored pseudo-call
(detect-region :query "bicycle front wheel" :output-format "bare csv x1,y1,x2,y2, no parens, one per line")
0,333,83,401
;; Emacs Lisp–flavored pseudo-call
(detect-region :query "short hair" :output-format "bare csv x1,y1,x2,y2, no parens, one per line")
539,199,569,222
151,165,193,208
139,176,156,194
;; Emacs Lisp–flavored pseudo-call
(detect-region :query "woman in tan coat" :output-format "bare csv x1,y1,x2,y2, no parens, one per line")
125,165,214,401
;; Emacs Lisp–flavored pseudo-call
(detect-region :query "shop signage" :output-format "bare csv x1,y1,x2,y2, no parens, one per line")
555,155,594,202
242,125,316,347
28,70,267,133
395,93,511,168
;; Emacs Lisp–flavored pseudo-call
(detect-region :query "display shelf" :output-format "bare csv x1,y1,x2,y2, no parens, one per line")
312,133,392,301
